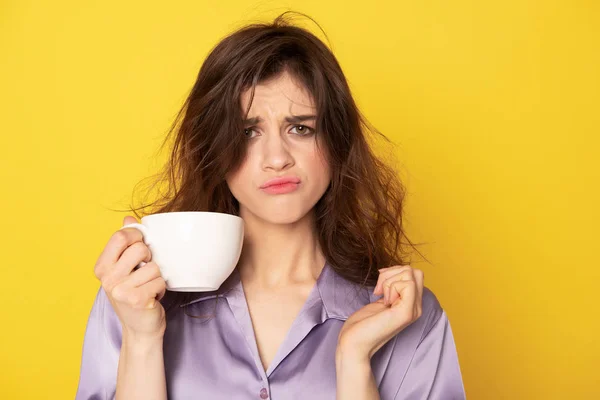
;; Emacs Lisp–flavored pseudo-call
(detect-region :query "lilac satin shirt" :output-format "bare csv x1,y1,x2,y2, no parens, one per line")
75,262,466,399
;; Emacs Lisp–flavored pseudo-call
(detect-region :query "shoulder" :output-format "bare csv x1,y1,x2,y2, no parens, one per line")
386,285,445,349
419,286,445,343
378,287,466,398
378,286,448,370
368,282,444,341
369,286,447,379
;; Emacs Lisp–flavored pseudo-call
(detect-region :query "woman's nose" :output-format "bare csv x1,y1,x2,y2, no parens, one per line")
261,131,294,171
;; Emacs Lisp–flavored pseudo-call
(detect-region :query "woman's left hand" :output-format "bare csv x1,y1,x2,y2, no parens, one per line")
337,265,425,360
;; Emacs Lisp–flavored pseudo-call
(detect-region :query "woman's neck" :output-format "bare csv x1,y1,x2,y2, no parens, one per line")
236,208,325,290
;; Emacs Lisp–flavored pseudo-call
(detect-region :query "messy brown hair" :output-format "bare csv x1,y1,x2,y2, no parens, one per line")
109,11,429,317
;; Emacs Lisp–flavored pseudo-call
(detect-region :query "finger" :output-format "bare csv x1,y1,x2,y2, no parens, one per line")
374,265,412,295
112,276,166,310
102,241,152,290
387,276,409,306
124,261,163,288
116,240,152,272
389,279,417,313
374,266,401,295
95,217,144,275
383,269,414,305
374,281,418,339
123,215,137,226
157,287,167,302
140,277,168,309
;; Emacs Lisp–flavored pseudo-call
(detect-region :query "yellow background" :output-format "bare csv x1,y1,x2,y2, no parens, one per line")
1,1,598,398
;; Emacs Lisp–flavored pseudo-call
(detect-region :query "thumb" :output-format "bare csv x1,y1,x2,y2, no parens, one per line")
122,215,139,227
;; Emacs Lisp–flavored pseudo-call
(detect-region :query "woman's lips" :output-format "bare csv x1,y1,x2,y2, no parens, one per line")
260,182,300,194
260,175,301,194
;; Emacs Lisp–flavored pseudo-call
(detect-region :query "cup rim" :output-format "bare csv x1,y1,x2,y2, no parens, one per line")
141,211,243,223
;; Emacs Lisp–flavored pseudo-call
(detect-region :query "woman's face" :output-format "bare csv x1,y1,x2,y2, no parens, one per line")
226,70,331,225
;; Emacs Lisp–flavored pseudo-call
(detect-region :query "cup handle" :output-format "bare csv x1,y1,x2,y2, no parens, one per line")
119,223,153,268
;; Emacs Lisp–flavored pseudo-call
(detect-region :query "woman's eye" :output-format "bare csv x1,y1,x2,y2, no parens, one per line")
244,128,257,138
290,125,315,136
244,125,314,138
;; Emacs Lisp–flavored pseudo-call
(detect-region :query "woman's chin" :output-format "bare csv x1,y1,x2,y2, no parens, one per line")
237,202,315,226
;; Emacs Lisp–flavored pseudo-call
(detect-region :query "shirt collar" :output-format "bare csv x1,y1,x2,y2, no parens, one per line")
179,261,378,321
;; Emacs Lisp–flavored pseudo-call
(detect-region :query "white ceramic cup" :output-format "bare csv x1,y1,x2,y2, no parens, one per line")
119,211,244,292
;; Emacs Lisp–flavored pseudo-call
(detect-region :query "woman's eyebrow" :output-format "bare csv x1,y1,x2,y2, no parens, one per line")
243,114,317,125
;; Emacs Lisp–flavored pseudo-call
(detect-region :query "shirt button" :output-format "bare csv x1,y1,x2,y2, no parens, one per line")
259,388,269,399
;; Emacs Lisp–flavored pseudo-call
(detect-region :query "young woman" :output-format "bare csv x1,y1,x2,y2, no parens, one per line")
76,12,465,400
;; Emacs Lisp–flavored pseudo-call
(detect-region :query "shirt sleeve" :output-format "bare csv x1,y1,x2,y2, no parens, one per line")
394,309,466,400
75,286,122,400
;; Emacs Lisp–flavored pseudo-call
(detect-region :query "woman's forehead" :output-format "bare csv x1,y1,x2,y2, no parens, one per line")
239,71,316,115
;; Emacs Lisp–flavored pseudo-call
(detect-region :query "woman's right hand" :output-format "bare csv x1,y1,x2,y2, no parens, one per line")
93,215,167,341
